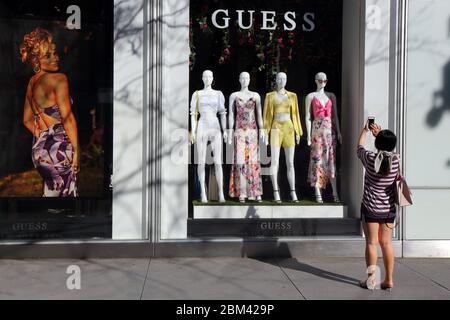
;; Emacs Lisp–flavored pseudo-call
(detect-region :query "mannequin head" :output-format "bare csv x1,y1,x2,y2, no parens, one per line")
202,70,214,87
239,72,250,89
275,72,287,90
315,72,328,90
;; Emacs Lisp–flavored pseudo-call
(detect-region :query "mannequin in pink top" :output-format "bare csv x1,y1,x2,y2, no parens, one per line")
305,72,342,203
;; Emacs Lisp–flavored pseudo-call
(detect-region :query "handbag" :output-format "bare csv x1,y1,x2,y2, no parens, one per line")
385,158,412,229
385,174,411,229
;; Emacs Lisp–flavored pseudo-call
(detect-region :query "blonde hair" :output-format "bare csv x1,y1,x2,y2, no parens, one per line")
19,28,55,73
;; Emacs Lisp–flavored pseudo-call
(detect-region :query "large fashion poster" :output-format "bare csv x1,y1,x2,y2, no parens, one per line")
0,1,113,239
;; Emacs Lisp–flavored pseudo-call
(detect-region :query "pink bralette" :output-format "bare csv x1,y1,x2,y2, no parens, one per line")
312,96,332,118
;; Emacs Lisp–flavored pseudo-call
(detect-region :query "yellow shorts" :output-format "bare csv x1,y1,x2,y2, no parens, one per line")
270,120,296,148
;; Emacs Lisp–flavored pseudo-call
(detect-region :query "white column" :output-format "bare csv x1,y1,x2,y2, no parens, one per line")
112,0,145,239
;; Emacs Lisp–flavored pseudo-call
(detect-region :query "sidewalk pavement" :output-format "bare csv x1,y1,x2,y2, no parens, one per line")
0,257,449,300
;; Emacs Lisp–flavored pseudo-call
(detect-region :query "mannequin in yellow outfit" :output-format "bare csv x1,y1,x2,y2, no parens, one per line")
263,72,303,202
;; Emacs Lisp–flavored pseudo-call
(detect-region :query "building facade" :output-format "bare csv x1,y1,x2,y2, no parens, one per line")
0,0,449,258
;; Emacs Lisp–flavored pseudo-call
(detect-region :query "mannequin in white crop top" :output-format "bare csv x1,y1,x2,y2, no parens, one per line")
190,70,227,203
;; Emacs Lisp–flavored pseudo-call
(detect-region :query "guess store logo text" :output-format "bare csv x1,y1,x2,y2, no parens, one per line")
211,9,316,31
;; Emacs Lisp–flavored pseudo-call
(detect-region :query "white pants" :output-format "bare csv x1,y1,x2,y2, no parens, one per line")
196,119,223,165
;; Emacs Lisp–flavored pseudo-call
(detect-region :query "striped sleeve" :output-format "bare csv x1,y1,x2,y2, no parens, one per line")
357,145,370,167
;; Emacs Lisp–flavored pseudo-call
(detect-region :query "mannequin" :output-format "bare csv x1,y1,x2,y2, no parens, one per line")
190,70,228,203
263,72,302,203
305,72,342,203
228,72,265,203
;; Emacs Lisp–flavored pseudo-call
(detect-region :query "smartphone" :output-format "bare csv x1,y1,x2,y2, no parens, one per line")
368,117,375,127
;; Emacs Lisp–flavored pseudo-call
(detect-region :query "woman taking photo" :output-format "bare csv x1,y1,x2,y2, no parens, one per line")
357,121,399,291
20,28,79,197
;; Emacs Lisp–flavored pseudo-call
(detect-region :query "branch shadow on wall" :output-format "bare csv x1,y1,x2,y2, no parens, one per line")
426,59,450,129
425,16,450,166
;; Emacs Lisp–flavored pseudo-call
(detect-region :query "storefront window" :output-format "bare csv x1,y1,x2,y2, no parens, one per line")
182,0,361,238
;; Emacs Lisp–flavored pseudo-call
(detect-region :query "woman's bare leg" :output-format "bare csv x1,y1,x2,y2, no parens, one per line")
379,222,395,286
362,221,379,283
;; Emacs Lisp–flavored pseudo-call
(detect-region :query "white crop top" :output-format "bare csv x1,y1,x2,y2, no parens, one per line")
190,90,226,116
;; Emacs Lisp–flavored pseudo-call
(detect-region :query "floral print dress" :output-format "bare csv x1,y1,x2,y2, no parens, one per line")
308,96,336,189
32,105,77,197
229,97,263,199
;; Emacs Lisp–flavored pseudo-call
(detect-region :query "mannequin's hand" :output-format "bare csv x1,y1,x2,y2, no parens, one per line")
337,132,342,145
307,138,311,146
261,130,269,145
223,130,228,143
190,131,196,145
295,134,301,145
259,129,266,143
227,130,234,145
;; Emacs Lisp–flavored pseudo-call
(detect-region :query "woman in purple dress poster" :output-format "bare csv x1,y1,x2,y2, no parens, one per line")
20,27,79,197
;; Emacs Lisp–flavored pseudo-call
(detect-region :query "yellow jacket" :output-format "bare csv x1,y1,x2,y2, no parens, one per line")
263,91,303,141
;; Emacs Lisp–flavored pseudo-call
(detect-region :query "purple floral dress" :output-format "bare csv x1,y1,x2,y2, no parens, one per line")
32,105,77,197
229,97,263,199
308,96,336,189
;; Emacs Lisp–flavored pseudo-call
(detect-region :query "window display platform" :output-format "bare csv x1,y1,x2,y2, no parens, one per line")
188,218,360,237
193,200,347,219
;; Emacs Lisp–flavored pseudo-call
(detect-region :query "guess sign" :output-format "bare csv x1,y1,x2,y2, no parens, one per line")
211,9,316,31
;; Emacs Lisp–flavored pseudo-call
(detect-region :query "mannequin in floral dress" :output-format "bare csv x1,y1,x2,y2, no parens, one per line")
305,72,342,203
228,72,265,203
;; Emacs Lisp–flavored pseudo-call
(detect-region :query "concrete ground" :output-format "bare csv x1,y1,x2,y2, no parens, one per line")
0,258,449,300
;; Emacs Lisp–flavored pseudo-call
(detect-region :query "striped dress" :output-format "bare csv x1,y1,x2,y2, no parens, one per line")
357,145,399,215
